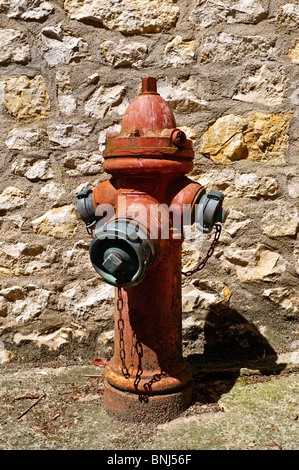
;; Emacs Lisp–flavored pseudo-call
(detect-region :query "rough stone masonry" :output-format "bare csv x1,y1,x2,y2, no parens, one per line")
0,0,298,366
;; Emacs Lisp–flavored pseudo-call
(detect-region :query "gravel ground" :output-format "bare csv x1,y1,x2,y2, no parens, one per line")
0,360,298,451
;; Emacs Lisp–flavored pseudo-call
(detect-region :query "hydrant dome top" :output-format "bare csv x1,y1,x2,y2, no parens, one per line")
121,77,177,134
103,76,194,166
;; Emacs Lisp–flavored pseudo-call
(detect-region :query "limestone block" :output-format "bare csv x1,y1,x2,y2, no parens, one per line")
25,160,53,181
32,205,78,239
84,84,128,119
0,346,11,364
288,41,299,64
14,326,87,351
58,91,77,116
41,24,88,67
201,112,291,165
100,39,148,68
0,214,25,238
261,203,299,237
0,242,56,275
222,244,286,281
0,285,51,323
56,71,76,116
290,343,299,364
200,33,276,64
163,36,195,67
63,0,179,34
0,0,53,20
22,245,57,275
9,285,51,323
97,329,114,356
62,240,91,274
0,296,8,317
182,280,230,312
1,286,28,301
58,280,114,316
0,242,28,275
182,226,206,272
223,210,251,236
288,177,299,198
0,28,30,65
0,187,26,212
158,77,208,113
47,124,91,147
232,173,278,198
64,151,103,176
196,169,279,198
5,127,48,150
190,0,268,27
233,65,288,106
278,3,299,24
201,115,246,163
263,288,299,315
182,285,202,312
39,182,67,204
2,75,50,119
12,158,53,181
178,127,197,142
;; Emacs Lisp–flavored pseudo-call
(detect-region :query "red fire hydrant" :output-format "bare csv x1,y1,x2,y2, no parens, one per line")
76,77,227,422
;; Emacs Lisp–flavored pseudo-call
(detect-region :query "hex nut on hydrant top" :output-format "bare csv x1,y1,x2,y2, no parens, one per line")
76,77,228,423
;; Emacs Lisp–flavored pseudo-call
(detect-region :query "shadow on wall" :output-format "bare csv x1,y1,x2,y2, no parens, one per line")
187,304,287,405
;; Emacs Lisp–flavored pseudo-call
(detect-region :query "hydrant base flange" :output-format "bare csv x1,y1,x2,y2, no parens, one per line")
104,379,192,424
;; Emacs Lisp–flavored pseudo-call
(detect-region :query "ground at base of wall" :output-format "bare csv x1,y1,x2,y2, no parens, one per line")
0,360,298,451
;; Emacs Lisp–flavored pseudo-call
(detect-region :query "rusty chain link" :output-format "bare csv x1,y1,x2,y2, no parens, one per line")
133,341,143,387
182,223,222,277
117,286,134,379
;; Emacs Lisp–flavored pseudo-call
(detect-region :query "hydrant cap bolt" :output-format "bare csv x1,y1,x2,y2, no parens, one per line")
102,246,139,279
171,129,186,148
102,251,125,275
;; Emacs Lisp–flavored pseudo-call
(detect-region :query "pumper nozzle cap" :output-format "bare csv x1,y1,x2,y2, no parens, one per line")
195,190,228,234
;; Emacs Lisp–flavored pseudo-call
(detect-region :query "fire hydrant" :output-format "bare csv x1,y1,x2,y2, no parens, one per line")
76,77,227,422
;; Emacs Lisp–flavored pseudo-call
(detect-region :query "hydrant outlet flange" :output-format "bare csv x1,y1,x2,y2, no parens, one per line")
76,189,96,228
89,219,155,287
196,190,228,234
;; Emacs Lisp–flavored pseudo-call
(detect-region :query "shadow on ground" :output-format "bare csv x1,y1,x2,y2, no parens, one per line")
186,305,287,406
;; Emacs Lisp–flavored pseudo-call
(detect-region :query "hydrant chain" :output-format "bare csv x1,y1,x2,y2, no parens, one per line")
117,286,134,379
182,223,222,277
133,335,143,391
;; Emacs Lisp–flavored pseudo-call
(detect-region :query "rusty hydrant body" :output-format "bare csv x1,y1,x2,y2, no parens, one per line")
77,78,227,422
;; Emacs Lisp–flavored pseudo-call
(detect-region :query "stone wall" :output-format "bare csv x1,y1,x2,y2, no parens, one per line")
0,0,298,365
